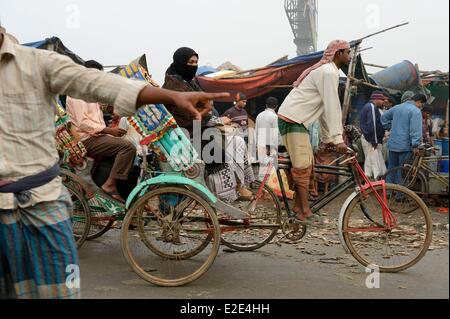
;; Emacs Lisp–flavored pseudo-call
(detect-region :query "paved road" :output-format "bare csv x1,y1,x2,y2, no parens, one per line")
78,203,449,299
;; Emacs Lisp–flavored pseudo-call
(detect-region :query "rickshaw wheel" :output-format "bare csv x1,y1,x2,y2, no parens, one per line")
64,180,91,249
221,181,282,251
121,186,220,287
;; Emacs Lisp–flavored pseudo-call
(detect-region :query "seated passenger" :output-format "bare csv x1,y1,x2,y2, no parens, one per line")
66,60,136,203
162,47,254,202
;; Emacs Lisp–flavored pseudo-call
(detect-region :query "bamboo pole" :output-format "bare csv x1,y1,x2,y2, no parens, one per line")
357,22,410,41
348,76,383,90
342,43,361,126
231,24,408,78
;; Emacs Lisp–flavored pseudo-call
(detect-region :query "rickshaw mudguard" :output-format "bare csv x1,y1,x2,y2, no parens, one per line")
126,174,218,209
337,190,359,254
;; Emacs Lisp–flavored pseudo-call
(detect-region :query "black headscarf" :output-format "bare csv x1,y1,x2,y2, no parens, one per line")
166,47,199,82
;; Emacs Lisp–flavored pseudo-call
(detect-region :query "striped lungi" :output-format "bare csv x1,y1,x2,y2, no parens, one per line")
0,186,80,299
278,118,314,169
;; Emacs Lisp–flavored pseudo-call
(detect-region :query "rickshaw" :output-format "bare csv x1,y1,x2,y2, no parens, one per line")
55,62,302,286
58,63,432,287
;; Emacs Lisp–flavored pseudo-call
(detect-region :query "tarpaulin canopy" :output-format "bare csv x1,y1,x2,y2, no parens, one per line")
197,52,323,102
427,82,449,116
197,66,218,76
23,37,86,66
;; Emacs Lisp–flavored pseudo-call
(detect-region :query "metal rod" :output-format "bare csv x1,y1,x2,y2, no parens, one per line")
358,47,374,53
311,178,355,213
314,165,350,171
277,168,293,217
357,22,410,42
314,170,352,177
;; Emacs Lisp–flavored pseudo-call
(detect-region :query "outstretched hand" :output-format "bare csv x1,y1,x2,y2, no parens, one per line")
136,86,230,121
172,91,230,121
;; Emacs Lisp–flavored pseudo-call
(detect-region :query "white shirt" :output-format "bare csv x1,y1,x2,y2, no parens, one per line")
277,62,344,144
255,108,280,147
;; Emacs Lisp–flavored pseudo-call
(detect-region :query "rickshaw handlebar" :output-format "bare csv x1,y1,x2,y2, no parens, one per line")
323,145,356,155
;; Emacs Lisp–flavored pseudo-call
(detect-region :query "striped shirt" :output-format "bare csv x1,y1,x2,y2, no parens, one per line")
0,28,147,209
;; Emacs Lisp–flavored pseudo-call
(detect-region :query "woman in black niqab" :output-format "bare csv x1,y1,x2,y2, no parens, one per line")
166,47,200,87
162,47,255,202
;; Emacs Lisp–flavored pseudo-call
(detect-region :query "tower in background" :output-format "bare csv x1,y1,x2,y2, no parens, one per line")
285,0,318,56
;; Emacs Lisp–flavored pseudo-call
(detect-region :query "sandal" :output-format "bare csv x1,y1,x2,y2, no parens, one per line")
102,189,125,204
295,213,325,228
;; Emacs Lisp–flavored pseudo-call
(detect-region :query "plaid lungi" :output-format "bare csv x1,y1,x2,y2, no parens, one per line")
0,186,80,299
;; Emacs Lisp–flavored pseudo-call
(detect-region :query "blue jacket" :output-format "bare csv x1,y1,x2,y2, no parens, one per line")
359,102,385,146
381,101,423,152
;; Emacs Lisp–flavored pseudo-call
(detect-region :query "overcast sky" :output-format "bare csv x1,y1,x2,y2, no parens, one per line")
1,0,449,84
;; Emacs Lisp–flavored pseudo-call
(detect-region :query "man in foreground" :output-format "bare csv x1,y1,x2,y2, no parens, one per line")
0,26,228,299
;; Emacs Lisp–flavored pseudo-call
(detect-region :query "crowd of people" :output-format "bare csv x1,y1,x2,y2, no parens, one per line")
358,89,441,185
0,23,447,300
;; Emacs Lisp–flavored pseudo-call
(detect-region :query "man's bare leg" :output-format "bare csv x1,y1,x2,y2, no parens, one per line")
298,168,314,217
291,168,312,217
102,177,124,202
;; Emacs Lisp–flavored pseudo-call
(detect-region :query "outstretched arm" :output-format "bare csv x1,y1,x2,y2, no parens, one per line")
136,86,229,121
43,50,229,119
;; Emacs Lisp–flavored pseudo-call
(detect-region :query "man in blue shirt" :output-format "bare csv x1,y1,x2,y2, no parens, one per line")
381,93,427,184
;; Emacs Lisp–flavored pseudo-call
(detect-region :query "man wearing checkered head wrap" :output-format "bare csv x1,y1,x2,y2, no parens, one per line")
293,40,351,87
277,39,352,224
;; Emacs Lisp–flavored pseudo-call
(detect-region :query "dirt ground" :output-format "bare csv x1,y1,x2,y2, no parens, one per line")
78,192,449,299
